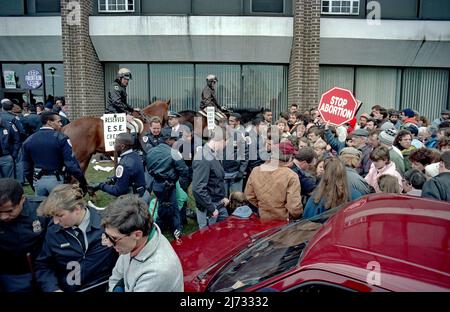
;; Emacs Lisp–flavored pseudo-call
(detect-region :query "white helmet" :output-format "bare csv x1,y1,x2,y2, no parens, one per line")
206,74,217,82
118,68,132,80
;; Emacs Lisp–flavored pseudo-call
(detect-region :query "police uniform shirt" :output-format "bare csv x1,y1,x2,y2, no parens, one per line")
100,149,146,196
0,111,26,141
72,208,90,252
0,197,49,275
0,120,21,159
21,127,84,182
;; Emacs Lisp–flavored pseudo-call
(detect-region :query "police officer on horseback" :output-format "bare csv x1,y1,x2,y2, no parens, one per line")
106,68,136,115
200,75,228,120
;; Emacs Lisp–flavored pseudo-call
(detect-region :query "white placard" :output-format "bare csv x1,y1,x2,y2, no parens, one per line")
102,113,127,152
3,70,16,89
206,106,215,130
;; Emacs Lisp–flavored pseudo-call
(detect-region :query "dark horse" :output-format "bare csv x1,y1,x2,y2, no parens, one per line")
62,99,170,173
178,107,263,137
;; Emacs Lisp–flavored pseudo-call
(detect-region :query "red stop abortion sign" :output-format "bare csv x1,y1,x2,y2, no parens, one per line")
318,87,359,126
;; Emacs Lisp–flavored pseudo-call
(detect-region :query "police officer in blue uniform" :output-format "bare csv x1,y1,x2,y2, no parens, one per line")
146,127,190,239
22,106,42,136
106,68,135,114
141,116,164,153
34,184,117,292
21,112,88,196
90,133,149,203
0,179,49,292
0,117,21,178
1,99,27,141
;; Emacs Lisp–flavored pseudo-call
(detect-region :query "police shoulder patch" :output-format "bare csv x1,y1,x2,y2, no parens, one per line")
3,129,8,135
114,85,120,91
142,136,148,143
115,165,124,178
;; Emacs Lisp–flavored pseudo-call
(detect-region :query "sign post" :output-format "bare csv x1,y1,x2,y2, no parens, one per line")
102,113,127,152
318,87,359,126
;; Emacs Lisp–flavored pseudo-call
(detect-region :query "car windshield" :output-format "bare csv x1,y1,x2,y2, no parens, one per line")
207,208,339,292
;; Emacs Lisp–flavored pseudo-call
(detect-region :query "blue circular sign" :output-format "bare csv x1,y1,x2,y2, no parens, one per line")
25,69,43,89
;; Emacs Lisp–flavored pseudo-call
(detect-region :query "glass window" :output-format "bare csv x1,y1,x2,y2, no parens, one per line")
242,64,288,120
44,64,65,98
322,0,359,15
104,63,149,109
98,0,134,12
35,0,61,13
2,63,45,104
195,64,241,111
149,64,194,112
251,0,284,13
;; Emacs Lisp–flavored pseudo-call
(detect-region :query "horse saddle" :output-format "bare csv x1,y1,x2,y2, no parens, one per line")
127,118,144,134
199,109,227,122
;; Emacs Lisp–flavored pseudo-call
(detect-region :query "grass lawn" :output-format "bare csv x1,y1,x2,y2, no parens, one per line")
24,159,199,240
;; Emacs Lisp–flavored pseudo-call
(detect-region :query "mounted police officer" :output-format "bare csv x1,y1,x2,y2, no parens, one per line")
89,133,149,203
21,112,88,196
0,179,49,292
200,74,227,120
106,68,137,116
0,117,21,178
146,127,190,240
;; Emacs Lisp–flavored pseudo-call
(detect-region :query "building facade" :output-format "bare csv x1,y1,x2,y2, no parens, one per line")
0,0,449,120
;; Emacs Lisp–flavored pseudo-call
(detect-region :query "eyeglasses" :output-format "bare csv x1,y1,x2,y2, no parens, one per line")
104,232,129,246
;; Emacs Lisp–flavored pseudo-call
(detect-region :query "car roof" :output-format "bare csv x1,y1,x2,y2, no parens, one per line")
300,194,450,291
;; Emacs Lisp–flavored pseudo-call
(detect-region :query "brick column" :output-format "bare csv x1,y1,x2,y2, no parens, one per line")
288,0,321,112
61,0,104,119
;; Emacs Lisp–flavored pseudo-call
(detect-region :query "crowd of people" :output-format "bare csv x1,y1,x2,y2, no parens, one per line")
1,69,450,292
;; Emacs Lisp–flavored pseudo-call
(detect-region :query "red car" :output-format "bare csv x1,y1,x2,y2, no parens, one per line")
173,194,450,292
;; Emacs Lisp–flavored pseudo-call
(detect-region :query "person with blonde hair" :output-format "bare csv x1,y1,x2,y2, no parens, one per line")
35,184,117,292
378,174,401,193
303,158,362,219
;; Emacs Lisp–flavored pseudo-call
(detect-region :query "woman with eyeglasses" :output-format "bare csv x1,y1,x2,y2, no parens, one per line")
35,184,117,292
102,194,183,292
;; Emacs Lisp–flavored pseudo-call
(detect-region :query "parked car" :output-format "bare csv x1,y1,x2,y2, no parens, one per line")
173,194,450,292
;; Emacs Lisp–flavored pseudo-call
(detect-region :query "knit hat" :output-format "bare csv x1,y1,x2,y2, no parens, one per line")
379,128,397,146
402,108,415,118
380,121,395,131
277,141,296,156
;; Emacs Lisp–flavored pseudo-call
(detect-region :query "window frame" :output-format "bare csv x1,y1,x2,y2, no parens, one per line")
321,0,360,15
250,0,286,15
98,0,135,13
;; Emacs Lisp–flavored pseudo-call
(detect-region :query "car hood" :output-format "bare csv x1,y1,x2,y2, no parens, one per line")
172,215,286,292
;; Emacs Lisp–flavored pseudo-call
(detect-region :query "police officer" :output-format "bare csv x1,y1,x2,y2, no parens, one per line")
1,98,27,141
141,116,164,153
0,179,49,292
200,74,221,111
146,127,190,239
22,105,42,136
21,112,88,196
106,68,135,114
0,117,21,178
90,133,149,203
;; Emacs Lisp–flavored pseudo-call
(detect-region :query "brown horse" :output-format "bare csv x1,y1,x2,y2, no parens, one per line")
62,99,170,173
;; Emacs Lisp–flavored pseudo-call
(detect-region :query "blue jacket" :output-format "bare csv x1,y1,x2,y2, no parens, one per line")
0,196,49,275
0,118,21,159
291,165,317,196
22,113,42,136
141,132,163,153
21,127,85,183
35,206,118,292
100,149,147,196
0,111,27,142
303,188,363,219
